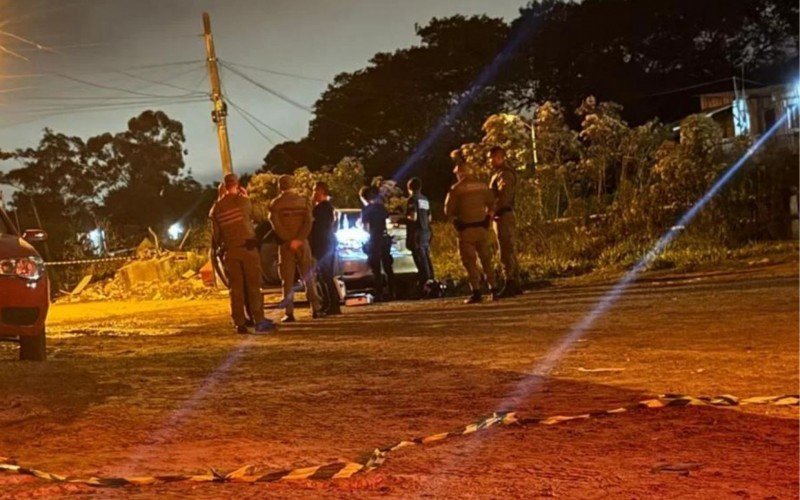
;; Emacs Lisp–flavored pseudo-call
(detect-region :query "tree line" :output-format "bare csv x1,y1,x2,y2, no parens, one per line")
261,0,798,200
0,111,214,259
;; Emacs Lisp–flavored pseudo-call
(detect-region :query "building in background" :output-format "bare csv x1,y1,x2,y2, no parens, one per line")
697,81,799,239
699,82,800,149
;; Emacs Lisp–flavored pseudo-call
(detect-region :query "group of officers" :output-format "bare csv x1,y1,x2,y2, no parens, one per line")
209,145,519,333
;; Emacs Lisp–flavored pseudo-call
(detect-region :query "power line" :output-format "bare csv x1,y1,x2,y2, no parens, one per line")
221,61,373,138
229,103,277,145
221,60,327,83
226,98,292,141
647,76,768,97
115,65,207,96
0,60,205,80
220,61,315,112
55,73,202,99
228,103,305,168
0,97,206,129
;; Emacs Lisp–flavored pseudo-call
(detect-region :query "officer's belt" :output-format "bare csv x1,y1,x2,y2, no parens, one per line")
454,216,490,232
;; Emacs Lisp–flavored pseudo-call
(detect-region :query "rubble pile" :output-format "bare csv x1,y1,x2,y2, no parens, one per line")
56,247,219,303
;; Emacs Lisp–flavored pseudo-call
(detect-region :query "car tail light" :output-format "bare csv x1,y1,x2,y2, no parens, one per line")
0,256,45,281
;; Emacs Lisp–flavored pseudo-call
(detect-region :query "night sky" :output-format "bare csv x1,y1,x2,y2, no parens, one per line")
0,0,523,187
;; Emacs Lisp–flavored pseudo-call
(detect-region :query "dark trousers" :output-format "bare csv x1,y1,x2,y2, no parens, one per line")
368,236,395,299
315,248,341,314
409,232,434,287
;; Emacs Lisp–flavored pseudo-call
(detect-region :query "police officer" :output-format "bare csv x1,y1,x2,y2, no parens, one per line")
210,173,271,333
404,177,434,293
444,150,497,304
269,175,323,322
360,185,395,302
489,145,521,297
310,181,342,315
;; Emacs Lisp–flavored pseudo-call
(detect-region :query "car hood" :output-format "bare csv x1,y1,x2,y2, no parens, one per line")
0,233,40,259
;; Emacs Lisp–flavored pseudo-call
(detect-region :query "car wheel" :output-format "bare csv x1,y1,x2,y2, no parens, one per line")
315,277,332,313
19,329,46,361
210,247,229,288
259,241,281,286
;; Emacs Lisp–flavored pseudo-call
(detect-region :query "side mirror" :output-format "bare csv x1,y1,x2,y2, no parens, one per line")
22,229,48,243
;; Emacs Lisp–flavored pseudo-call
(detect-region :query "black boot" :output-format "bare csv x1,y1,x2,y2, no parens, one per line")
463,291,483,304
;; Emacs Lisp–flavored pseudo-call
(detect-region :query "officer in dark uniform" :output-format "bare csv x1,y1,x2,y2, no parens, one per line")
404,177,434,293
310,181,342,315
489,145,521,297
360,185,395,302
444,150,497,304
209,174,271,333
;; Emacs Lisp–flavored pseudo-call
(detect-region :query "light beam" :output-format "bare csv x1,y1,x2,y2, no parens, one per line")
424,107,796,492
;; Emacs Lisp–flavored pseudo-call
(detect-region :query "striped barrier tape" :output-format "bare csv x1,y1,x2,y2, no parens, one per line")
44,256,131,267
0,393,796,488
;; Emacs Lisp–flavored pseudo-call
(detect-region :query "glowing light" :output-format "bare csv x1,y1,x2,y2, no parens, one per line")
167,222,184,240
733,97,751,136
335,226,370,261
87,228,105,255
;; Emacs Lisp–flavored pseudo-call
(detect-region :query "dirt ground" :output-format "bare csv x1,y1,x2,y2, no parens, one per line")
0,255,797,499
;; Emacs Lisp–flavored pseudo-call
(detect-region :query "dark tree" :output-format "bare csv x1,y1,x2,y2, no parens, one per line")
0,130,100,257
259,1,798,199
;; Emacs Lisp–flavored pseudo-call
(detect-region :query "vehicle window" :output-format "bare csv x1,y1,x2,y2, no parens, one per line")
0,210,13,235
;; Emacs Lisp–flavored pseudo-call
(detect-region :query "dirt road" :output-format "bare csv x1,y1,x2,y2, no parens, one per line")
0,259,797,498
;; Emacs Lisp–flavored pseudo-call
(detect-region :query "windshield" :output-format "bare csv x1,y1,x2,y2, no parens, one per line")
0,209,15,236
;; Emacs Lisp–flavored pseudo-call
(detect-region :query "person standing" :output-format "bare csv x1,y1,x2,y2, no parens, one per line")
444,150,497,304
404,177,434,293
489,146,521,297
269,175,324,322
310,181,342,315
360,185,395,302
209,174,271,333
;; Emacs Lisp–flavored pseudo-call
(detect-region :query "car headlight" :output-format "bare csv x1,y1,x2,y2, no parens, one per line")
0,256,45,281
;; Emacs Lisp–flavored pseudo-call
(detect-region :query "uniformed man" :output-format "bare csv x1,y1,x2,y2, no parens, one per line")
444,150,497,304
310,181,342,315
269,175,324,322
210,173,271,333
489,146,521,297
360,185,395,302
404,177,434,293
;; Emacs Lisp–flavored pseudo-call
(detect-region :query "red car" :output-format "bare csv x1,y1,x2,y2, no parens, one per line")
0,207,49,361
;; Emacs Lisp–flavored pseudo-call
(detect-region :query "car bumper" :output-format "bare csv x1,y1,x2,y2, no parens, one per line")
0,276,49,337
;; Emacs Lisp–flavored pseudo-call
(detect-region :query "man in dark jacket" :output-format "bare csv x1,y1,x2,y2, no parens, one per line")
404,177,434,292
360,185,395,301
310,181,341,315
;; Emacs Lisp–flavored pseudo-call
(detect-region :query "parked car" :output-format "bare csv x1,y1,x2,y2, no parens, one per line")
333,208,418,296
211,207,419,303
0,207,49,361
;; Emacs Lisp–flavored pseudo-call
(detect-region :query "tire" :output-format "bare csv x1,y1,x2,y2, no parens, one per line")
316,277,333,313
19,330,46,361
259,241,281,286
209,247,229,288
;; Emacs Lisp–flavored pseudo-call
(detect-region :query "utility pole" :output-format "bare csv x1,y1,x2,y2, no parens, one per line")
202,12,234,176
